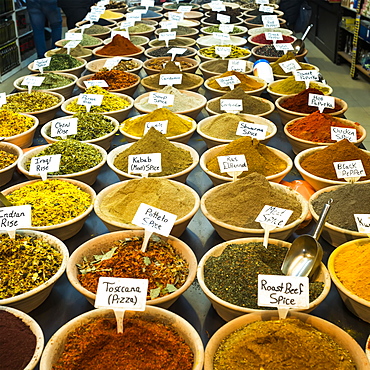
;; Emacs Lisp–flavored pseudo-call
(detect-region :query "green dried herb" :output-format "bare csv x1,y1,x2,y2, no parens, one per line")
21,72,74,90
44,54,83,71
61,33,101,46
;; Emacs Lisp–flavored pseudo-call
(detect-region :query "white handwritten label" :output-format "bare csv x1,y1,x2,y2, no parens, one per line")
111,30,130,39
77,94,104,112
128,153,162,174
21,76,45,87
132,203,177,236
65,32,83,41
64,40,81,50
104,57,126,70
141,0,155,8
255,205,293,227
220,98,242,112
333,160,366,179
34,57,51,73
83,80,109,88
85,12,100,22
330,127,357,142
294,70,320,81
228,59,247,72
274,43,294,51
91,5,106,14
126,13,142,22
256,0,269,4
265,32,283,40
95,277,148,310
148,92,175,108
167,47,186,56
133,9,147,14
168,12,183,21
217,13,230,23
161,20,178,31
177,5,192,12
0,205,32,231
217,154,248,173
216,75,241,90
97,0,109,5
262,14,279,28
236,121,267,140
29,154,61,175
259,4,274,12
159,74,183,86
144,120,168,134
0,92,6,107
159,31,177,47
213,32,230,41
257,275,310,309
219,24,234,33
308,93,335,113
51,117,78,137
209,1,226,11
279,59,301,73
354,214,370,233
79,23,93,33
215,46,231,58
120,20,134,29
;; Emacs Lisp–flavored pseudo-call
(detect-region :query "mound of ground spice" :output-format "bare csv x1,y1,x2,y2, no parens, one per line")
97,35,141,56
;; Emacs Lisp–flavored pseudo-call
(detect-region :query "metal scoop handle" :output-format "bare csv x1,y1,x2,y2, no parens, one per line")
301,24,313,42
312,198,333,240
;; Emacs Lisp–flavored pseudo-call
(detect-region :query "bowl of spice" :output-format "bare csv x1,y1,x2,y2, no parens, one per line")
85,57,143,74
66,230,197,308
197,238,330,321
55,34,103,50
119,108,197,143
143,56,199,75
309,183,370,247
245,15,286,29
200,137,292,186
76,18,117,28
0,142,23,187
163,10,203,21
204,72,267,97
77,71,140,96
124,23,156,38
163,2,201,11
284,113,365,154
2,178,95,240
202,1,240,10
103,35,150,47
200,25,248,37
294,139,370,191
197,113,277,148
0,306,44,370
100,9,124,21
0,110,39,148
14,72,77,99
127,5,162,13
199,59,254,80
94,178,200,236
328,238,370,323
252,44,308,62
2,91,64,125
41,113,119,150
40,306,204,370
205,86,275,118
197,45,251,62
0,230,69,312
248,26,292,36
45,45,93,62
134,86,207,120
92,35,145,58
275,89,348,125
107,128,199,183
18,140,107,185
145,46,198,59
28,55,86,77
68,25,111,39
204,311,369,369
200,172,308,241
62,85,134,122
148,37,196,49
155,25,199,39
248,33,296,46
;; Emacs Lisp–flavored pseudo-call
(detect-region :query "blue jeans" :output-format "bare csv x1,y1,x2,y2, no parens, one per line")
27,0,62,58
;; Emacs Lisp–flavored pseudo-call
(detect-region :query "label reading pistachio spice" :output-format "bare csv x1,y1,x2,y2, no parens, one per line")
262,15,279,28
228,59,246,72
255,205,293,228
333,159,366,179
330,127,357,142
354,214,370,233
128,153,162,175
148,92,175,108
144,120,168,134
236,121,267,140
220,99,243,113
0,205,32,232
308,93,335,113
51,117,78,138
217,154,248,173
34,57,51,74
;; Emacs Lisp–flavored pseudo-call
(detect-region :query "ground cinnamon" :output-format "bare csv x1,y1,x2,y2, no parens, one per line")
98,35,141,56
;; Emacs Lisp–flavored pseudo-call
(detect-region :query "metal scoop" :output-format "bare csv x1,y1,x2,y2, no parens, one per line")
292,24,313,55
281,199,332,278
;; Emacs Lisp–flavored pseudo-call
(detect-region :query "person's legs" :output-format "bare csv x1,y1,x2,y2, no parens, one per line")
60,6,90,29
27,0,47,57
41,0,62,47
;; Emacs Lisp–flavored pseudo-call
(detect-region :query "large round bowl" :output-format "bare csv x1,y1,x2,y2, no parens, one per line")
66,230,197,308
201,17,244,28
154,25,199,39
248,26,292,36
94,179,200,236
197,237,331,321
201,182,309,241
204,311,370,369
0,306,44,369
148,36,196,49
328,238,370,323
28,57,87,77
2,178,96,240
163,10,203,21
144,46,197,59
17,142,107,185
247,34,296,47
92,44,145,59
245,16,286,29
163,2,201,11
273,63,319,80
197,47,251,62
68,26,111,40
199,59,253,80
126,24,156,38
55,37,103,50
40,115,119,150
284,116,366,154
61,92,134,122
196,35,247,49
143,56,199,75
45,47,93,62
0,141,23,187
252,45,308,62
40,306,204,370
294,146,370,191
200,25,248,37
0,230,69,312
85,57,143,74
107,141,199,183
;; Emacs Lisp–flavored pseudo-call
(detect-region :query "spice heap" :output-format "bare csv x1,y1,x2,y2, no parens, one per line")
251,33,295,45
0,150,17,170
287,111,361,143
0,233,63,299
145,58,194,71
204,242,323,308
204,172,303,228
311,183,370,230
61,33,101,46
2,91,61,113
98,177,195,224
270,52,316,76
99,59,139,72
97,35,141,56
20,72,74,90
269,76,330,95
213,318,355,369
129,36,148,45
86,70,138,90
0,310,37,370
207,71,264,92
26,140,103,175
150,38,194,47
199,45,250,59
0,110,35,137
157,25,196,36
100,9,122,19
300,139,370,181
201,59,238,74
122,108,193,137
146,46,194,58
280,88,342,114
43,54,83,71
75,24,109,35
208,86,272,115
125,23,153,33
114,127,193,176
52,316,194,370
77,235,189,299
254,44,285,58
206,136,286,178
46,112,115,141
203,25,244,34
50,44,91,57
201,113,272,140
66,85,131,113
132,9,160,18
6,179,92,226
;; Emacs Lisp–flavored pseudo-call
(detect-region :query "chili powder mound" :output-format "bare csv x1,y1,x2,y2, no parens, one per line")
52,317,194,370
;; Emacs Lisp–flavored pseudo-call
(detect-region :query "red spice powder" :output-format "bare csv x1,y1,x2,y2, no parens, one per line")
98,35,141,56
251,33,295,44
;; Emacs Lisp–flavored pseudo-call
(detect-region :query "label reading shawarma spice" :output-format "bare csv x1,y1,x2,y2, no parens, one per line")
236,121,267,140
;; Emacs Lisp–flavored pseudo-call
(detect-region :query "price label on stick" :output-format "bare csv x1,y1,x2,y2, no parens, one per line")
219,23,234,33
216,75,241,90
259,4,274,12
215,46,231,59
111,30,130,39
120,20,134,29
91,5,106,14
0,92,6,108
29,154,61,181
228,59,246,72
217,13,230,23
21,76,45,93
209,1,226,11
333,159,366,181
308,93,335,113
0,205,32,239
220,98,242,113
34,57,51,74
159,31,176,47
51,117,78,139
85,12,100,22
213,32,230,42
141,0,155,8
168,12,183,22
177,5,192,12
104,57,126,70
265,32,283,41
148,92,174,108
217,154,247,181
274,43,294,52
354,214,370,233
279,59,301,73
159,74,182,86
256,0,269,4
161,20,178,31
77,93,104,112
126,13,142,22
167,47,186,60
236,121,267,140
128,153,162,176
262,14,279,28
64,40,81,53
294,70,319,81
84,80,109,88
255,205,293,228
65,32,83,41
144,120,168,134
331,126,357,142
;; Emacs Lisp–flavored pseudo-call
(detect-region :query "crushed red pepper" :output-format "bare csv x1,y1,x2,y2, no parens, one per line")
87,70,138,90
52,317,194,370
